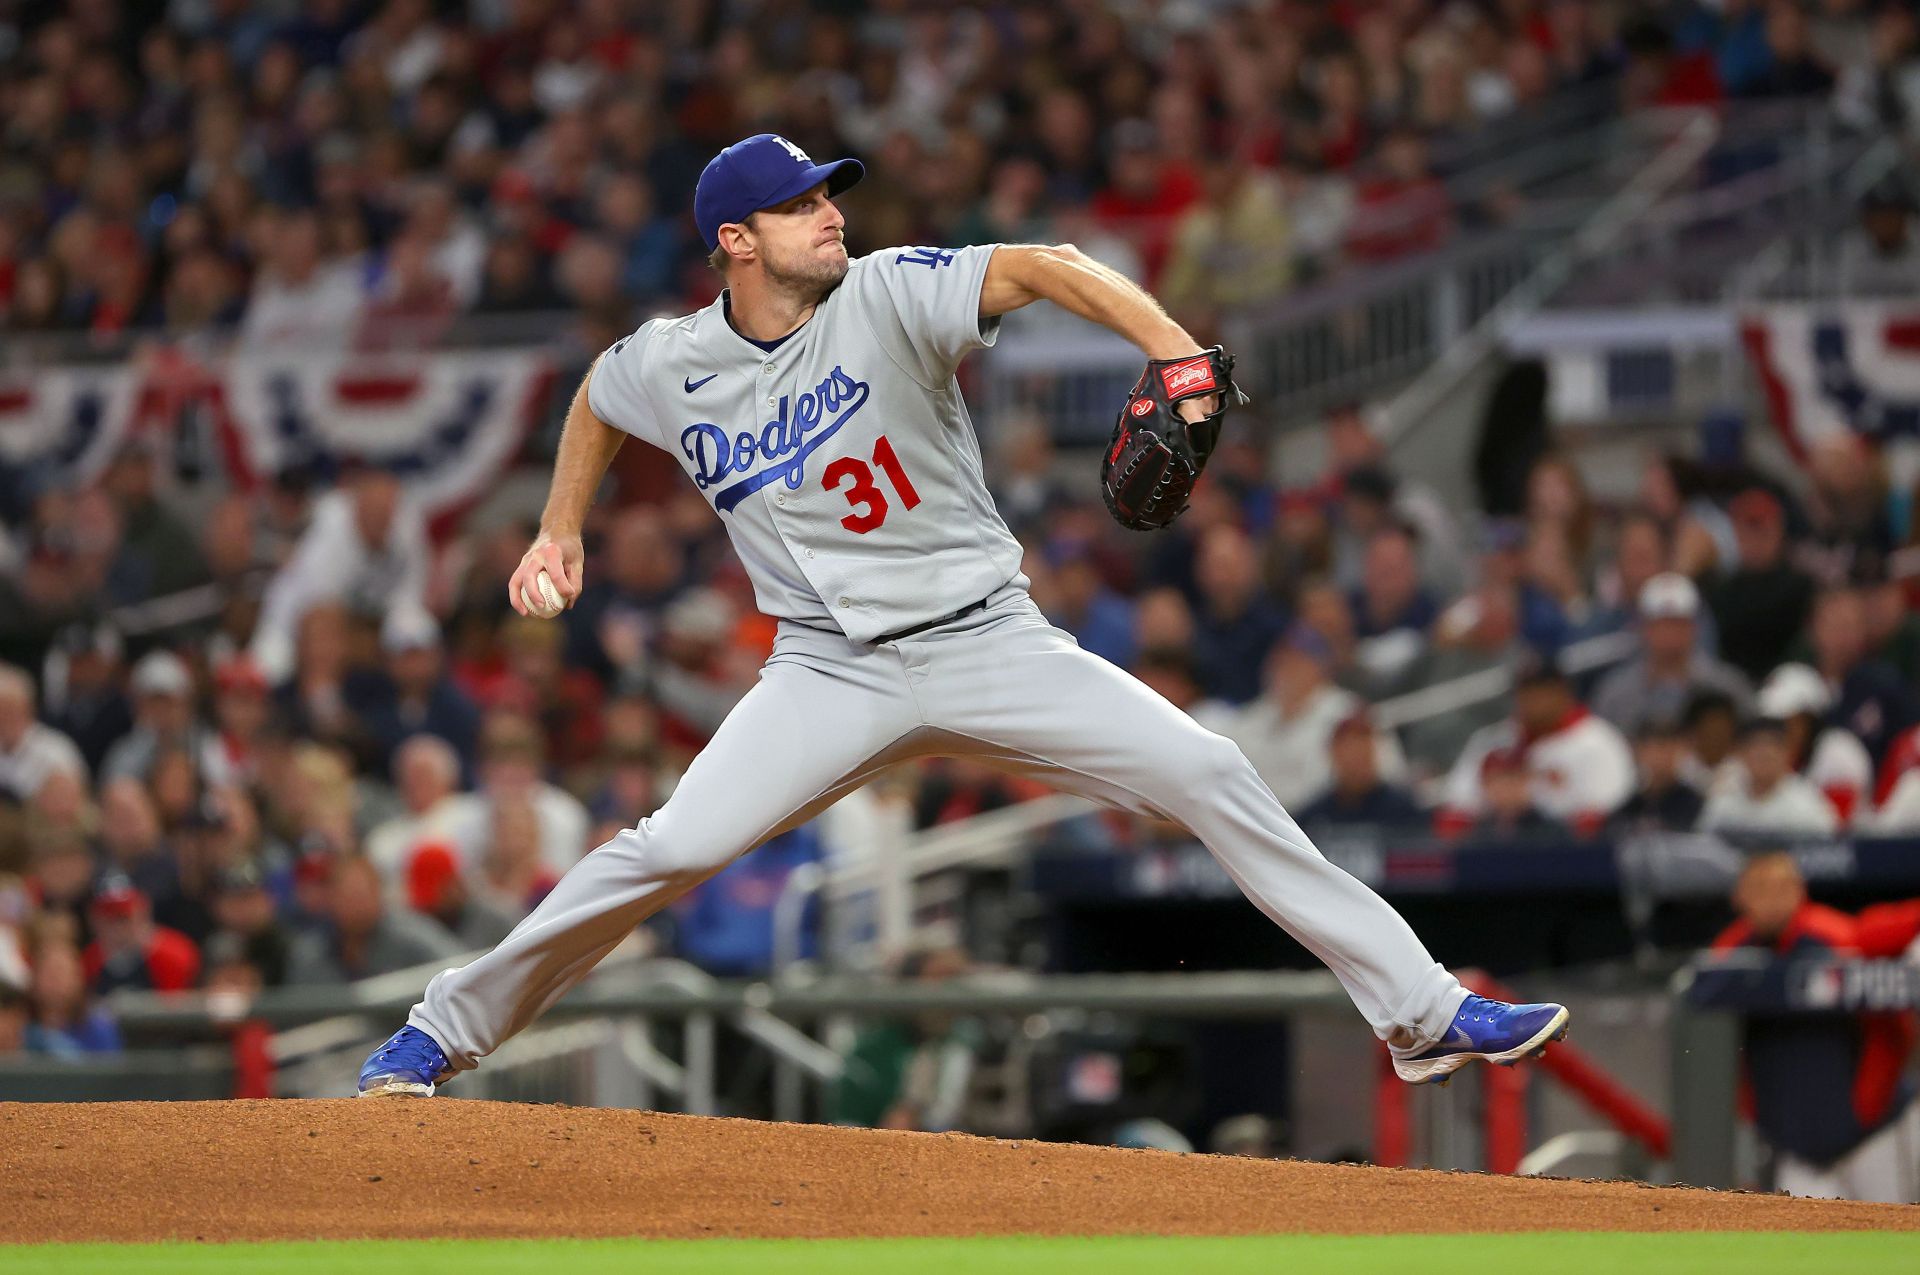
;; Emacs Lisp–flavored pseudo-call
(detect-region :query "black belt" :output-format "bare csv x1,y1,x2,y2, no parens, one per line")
875,595,992,644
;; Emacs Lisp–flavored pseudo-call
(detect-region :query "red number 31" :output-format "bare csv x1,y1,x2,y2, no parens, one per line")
822,434,921,534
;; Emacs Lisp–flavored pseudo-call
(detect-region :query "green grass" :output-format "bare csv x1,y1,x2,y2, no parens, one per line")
7,1233,1918,1275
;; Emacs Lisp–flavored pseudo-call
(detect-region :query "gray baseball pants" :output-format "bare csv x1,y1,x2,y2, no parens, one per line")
409,586,1466,1069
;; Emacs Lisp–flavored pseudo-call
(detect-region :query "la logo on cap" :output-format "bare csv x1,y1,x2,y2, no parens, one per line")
772,136,811,164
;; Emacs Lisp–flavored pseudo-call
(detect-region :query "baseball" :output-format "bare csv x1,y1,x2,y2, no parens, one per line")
524,569,565,619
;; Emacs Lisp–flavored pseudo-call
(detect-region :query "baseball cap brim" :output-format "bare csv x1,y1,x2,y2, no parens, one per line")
756,158,863,218
706,157,864,249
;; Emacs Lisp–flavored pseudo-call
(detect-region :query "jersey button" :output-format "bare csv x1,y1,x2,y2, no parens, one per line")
762,364,774,375
805,548,815,558
774,494,787,506
836,597,850,608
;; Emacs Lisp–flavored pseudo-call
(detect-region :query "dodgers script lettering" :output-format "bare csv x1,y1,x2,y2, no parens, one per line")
680,366,871,513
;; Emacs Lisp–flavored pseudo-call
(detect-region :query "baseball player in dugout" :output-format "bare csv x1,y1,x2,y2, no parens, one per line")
359,133,1569,1098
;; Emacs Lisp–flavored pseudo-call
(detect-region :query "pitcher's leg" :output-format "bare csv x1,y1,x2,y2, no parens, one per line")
409,650,919,1072
915,608,1463,1044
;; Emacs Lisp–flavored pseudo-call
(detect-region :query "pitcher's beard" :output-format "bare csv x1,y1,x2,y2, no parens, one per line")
764,246,849,299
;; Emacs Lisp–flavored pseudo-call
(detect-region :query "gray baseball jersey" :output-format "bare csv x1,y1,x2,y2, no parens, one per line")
402,242,1474,1087
587,244,1024,642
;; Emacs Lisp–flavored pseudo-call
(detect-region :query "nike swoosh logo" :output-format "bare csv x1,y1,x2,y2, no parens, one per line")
684,374,718,393
1440,1027,1475,1049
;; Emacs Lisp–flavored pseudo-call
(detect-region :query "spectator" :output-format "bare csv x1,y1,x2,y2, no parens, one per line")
1798,437,1898,585
1344,127,1452,262
649,588,754,744
475,615,605,772
1700,718,1840,838
1591,573,1755,737
1710,854,1919,1203
286,855,462,984
273,604,375,766
1755,663,1875,826
1295,711,1423,830
1808,585,1917,768
1708,487,1816,684
986,413,1068,538
475,793,560,918
38,622,132,774
25,929,121,1056
1349,523,1436,687
251,466,430,684
199,930,267,1010
1441,651,1634,836
205,859,293,988
82,877,201,995
577,695,673,831
1038,540,1135,671
446,712,591,880
1517,522,1604,652
352,608,481,779
0,663,87,801
24,824,95,939
1469,749,1566,841
1610,716,1707,835
1852,552,1920,684
1834,174,1920,297
1397,579,1524,773
670,824,823,976
97,776,180,911
237,205,366,350
1684,687,1745,790
1746,1,1837,99
1158,153,1293,330
202,655,275,791
404,842,518,952
101,650,204,784
562,505,684,686
827,945,983,1132
1595,512,1681,632
1323,414,1468,600
366,734,467,893
0,974,27,1058
1211,624,1403,810
1187,525,1287,706
1089,119,1200,284
98,442,211,603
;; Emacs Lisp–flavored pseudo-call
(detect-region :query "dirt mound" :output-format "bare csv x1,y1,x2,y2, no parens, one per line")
2,1100,1912,1243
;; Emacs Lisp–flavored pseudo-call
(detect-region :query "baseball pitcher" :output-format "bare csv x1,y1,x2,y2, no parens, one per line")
360,134,1568,1099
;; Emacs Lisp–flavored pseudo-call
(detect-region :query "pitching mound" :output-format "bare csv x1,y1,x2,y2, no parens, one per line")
3,1100,1913,1243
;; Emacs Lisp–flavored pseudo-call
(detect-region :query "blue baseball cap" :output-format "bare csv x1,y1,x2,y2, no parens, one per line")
693,134,864,252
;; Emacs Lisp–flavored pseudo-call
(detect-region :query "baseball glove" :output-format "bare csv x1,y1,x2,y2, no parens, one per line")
1100,346,1249,531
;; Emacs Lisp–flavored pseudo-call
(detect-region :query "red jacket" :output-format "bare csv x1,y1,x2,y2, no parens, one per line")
84,927,201,994
1713,902,1917,1142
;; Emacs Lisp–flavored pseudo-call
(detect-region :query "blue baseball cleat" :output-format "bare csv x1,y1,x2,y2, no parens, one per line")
1391,994,1570,1085
358,1025,452,1098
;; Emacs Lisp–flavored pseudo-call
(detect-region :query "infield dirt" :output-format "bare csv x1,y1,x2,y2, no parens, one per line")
3,1100,1914,1243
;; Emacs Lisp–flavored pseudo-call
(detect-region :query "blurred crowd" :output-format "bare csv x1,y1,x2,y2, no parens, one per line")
8,367,1920,1049
5,0,1919,349
6,0,1920,1066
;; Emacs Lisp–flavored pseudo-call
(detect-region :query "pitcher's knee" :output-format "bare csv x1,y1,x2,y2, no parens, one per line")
1173,731,1255,791
602,814,741,880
